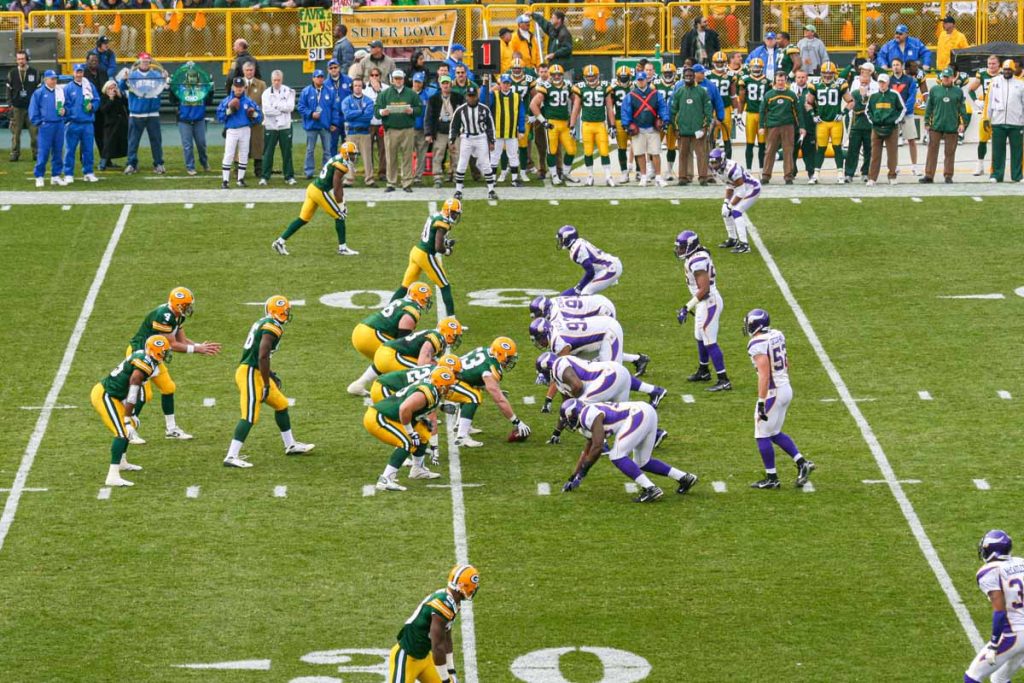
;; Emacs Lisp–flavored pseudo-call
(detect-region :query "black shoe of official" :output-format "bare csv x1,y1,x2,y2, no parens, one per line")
488,190,498,200
653,428,668,450
687,366,712,382
731,242,751,254
633,485,664,503
221,180,229,189
633,354,650,377
796,460,816,488
707,378,732,393
751,475,780,489
918,177,933,183
676,473,699,495
785,179,793,185
718,238,737,249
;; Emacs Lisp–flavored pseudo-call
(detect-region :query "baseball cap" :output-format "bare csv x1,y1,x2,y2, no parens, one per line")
138,51,151,60
634,70,648,80
369,39,383,48
312,69,326,78
940,67,955,77
451,43,465,53
517,13,530,23
42,69,57,78
96,35,109,45
232,76,245,87
859,61,875,73
74,63,86,72
439,75,452,84
895,24,909,34
942,14,955,23
412,72,425,82
499,74,512,83
392,68,406,79
691,64,705,73
327,59,339,67
466,85,479,95
354,49,368,60
804,24,816,32
765,31,777,39
877,73,890,82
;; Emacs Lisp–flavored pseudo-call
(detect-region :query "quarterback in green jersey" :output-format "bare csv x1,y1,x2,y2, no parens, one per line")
273,140,359,256
91,335,170,487
448,337,530,448
388,564,479,682
127,286,221,443
224,295,314,469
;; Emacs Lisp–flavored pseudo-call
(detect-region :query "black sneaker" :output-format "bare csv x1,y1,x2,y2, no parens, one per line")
676,472,699,494
236,179,246,187
403,186,413,193
511,179,523,188
687,367,712,382
221,180,229,189
918,177,933,183
633,485,664,503
718,238,737,249
796,460,816,488
488,190,498,200
653,429,668,450
731,242,751,254
707,379,732,393
633,354,650,377
751,475,780,489
649,386,667,409
385,186,396,193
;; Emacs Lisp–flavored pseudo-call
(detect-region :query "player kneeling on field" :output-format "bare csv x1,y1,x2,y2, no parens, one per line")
91,335,171,487
448,337,530,448
224,295,314,468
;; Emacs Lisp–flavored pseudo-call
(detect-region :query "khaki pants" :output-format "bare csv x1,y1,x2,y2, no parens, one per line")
676,134,709,182
432,132,458,180
869,129,899,181
924,131,958,180
371,125,386,180
762,126,795,181
384,127,415,189
9,107,37,161
347,133,374,184
413,129,428,181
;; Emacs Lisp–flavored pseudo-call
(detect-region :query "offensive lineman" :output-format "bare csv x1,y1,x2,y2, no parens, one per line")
965,530,1024,682
448,337,530,448
675,231,731,392
556,224,622,295
743,308,815,489
709,148,760,253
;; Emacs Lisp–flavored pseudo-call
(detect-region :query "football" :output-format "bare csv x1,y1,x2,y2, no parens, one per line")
507,429,529,443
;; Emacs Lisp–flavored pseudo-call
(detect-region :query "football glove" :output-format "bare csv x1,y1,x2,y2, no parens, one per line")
513,418,531,437
429,445,440,466
547,433,560,445
984,643,998,666
757,400,768,422
261,385,270,402
677,307,689,324
543,121,554,130
123,415,140,430
721,202,731,218
541,398,553,414
339,205,348,220
562,473,583,492
409,431,422,448
443,237,457,255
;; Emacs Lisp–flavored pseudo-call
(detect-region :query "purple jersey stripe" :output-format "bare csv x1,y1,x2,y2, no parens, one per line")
586,372,618,398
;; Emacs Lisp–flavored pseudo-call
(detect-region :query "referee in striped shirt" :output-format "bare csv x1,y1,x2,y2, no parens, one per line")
451,85,498,200
490,74,526,186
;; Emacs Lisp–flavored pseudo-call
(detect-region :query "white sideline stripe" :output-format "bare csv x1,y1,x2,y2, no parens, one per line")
20,404,76,410
1,205,10,211
0,488,46,493
245,202,255,209
790,197,801,204
61,205,71,211
537,482,551,496
361,485,376,497
203,397,216,407
186,486,200,499
747,223,984,650
997,390,1012,400
681,394,695,404
97,487,111,500
820,397,875,403
522,396,536,405
938,293,1005,300
610,200,619,205
802,481,816,493
863,479,922,484
0,204,131,555
184,203,193,209
624,482,638,493
972,196,983,202
712,481,727,493
973,479,991,491
850,197,862,203
911,196,923,202
918,391,933,401
273,485,287,498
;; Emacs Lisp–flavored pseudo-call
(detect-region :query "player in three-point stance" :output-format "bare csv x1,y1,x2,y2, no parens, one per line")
709,148,761,254
743,308,815,489
675,230,731,392
555,224,622,296
964,530,1024,683
388,564,479,683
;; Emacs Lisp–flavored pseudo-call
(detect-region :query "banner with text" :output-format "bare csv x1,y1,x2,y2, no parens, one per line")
343,9,458,49
299,7,333,60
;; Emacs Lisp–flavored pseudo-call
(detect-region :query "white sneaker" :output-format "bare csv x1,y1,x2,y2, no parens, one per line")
402,458,413,468
376,475,407,491
655,176,667,187
619,172,630,184
63,175,74,184
286,177,297,185
84,173,99,182
35,177,44,188
455,436,484,448
836,175,846,184
165,427,193,440
105,471,134,487
519,169,530,182
584,176,594,186
638,176,649,187
989,177,997,183
347,381,369,396
271,238,289,256
468,426,483,435
409,465,441,480
606,176,616,187
551,174,563,186
497,169,508,183
127,428,146,446
223,454,253,468
51,176,66,186
808,176,818,185
974,159,985,176
119,458,143,471
337,245,360,256
258,178,267,186
285,441,315,455
888,178,897,185
866,179,876,186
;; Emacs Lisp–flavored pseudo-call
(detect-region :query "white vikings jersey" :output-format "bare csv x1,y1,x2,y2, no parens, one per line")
713,158,761,199
551,294,617,320
977,555,1024,631
747,328,790,389
579,401,659,465
550,315,624,361
551,356,631,403
683,249,718,298
569,238,620,273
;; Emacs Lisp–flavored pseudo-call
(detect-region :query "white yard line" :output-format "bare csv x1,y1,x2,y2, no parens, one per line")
536,482,551,496
361,484,376,497
747,223,984,650
863,479,922,484
973,479,991,491
96,487,111,500
0,205,131,554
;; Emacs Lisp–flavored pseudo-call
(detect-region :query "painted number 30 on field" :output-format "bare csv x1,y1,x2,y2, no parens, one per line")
318,289,559,310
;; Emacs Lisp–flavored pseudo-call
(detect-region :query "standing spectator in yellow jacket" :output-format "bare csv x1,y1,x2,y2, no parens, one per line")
936,15,969,71
509,14,542,71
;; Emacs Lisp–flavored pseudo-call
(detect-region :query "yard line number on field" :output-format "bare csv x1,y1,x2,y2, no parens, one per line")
747,223,985,650
0,205,133,554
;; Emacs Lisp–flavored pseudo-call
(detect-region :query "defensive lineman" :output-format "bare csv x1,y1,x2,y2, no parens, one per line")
536,352,666,407
744,308,815,489
675,231,731,392
450,85,498,200
709,148,760,254
529,294,617,321
556,224,622,296
528,316,649,374
965,530,1024,683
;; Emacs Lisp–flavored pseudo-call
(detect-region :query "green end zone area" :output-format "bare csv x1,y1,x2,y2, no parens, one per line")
0,197,1021,681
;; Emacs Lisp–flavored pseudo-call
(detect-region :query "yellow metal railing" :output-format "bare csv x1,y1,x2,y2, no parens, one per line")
8,2,1024,73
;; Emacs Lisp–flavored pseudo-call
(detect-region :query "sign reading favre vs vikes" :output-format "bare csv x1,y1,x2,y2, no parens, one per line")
344,10,458,49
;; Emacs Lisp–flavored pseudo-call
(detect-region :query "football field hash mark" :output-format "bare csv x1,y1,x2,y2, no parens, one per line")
973,479,991,491
245,203,254,209
361,485,376,497
850,197,862,203
747,222,985,649
972,196,983,202
97,487,111,501
522,396,536,405
61,205,71,211
184,203,193,209
202,398,216,407
610,200,619,205
681,394,695,404
287,398,296,407
273,485,287,498
537,483,551,496
0,488,46,493
366,201,376,208
998,390,1012,400
624,482,639,493
670,199,680,205
1,205,10,211
911,197,923,203
790,198,801,204
0,204,132,555
174,660,272,671
549,200,559,206
186,486,200,499
918,391,933,401
712,481,727,493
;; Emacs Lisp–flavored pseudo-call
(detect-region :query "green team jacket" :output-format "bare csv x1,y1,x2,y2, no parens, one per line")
924,84,968,133
849,88,873,132
759,87,800,128
866,89,905,136
669,84,713,135
375,85,422,130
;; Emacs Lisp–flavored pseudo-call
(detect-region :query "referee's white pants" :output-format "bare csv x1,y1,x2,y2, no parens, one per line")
222,126,251,179
456,135,492,175
490,137,519,169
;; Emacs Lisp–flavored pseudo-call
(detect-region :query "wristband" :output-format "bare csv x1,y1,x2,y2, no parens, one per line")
992,609,1008,643
686,297,698,311
429,433,439,448
446,652,455,669
435,664,449,680
536,114,546,123
127,384,140,404
402,423,415,436
187,344,195,354
511,416,520,425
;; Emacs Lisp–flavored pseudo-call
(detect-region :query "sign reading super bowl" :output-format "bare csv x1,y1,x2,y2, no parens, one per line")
344,9,458,49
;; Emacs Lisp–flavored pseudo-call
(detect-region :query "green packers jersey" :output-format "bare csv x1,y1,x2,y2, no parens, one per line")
396,589,459,659
378,364,434,393
457,347,503,387
416,212,450,256
535,81,572,121
130,303,183,351
451,80,476,98
654,77,677,99
975,69,998,100
374,381,441,423
101,350,156,400
239,316,284,368
778,46,800,75
741,76,768,112
708,71,735,104
385,329,444,359
362,298,423,337
573,80,611,123
313,154,350,192
814,79,848,121
610,82,630,120
506,73,535,102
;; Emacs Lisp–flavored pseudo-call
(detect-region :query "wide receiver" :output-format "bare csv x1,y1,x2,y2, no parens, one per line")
272,140,359,256
448,337,530,448
127,286,220,442
965,530,1024,682
709,148,760,254
392,198,462,317
388,565,479,683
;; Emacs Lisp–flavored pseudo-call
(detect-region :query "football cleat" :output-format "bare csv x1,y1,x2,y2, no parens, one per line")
633,354,650,377
731,242,751,254
512,178,523,188
221,180,229,189
707,379,732,392
497,169,508,183
718,238,737,249
468,426,483,435
676,472,699,494
337,245,360,256
105,466,133,487
409,465,441,480
619,172,631,184
124,165,137,175
633,485,664,503
488,190,498,200
376,475,407,492
808,176,818,185
687,366,712,382
606,176,616,187
455,436,484,448
237,179,247,187
127,429,146,446
346,381,369,397
638,176,649,187
119,458,143,472
551,174,563,186
649,386,667,409
223,454,253,468
285,442,315,455
654,428,668,449
751,475,780,489
258,178,267,186
795,460,816,487
165,427,193,440
84,173,99,182
584,176,594,187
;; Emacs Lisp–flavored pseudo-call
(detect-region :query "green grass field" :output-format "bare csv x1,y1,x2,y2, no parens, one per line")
1,194,1022,682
